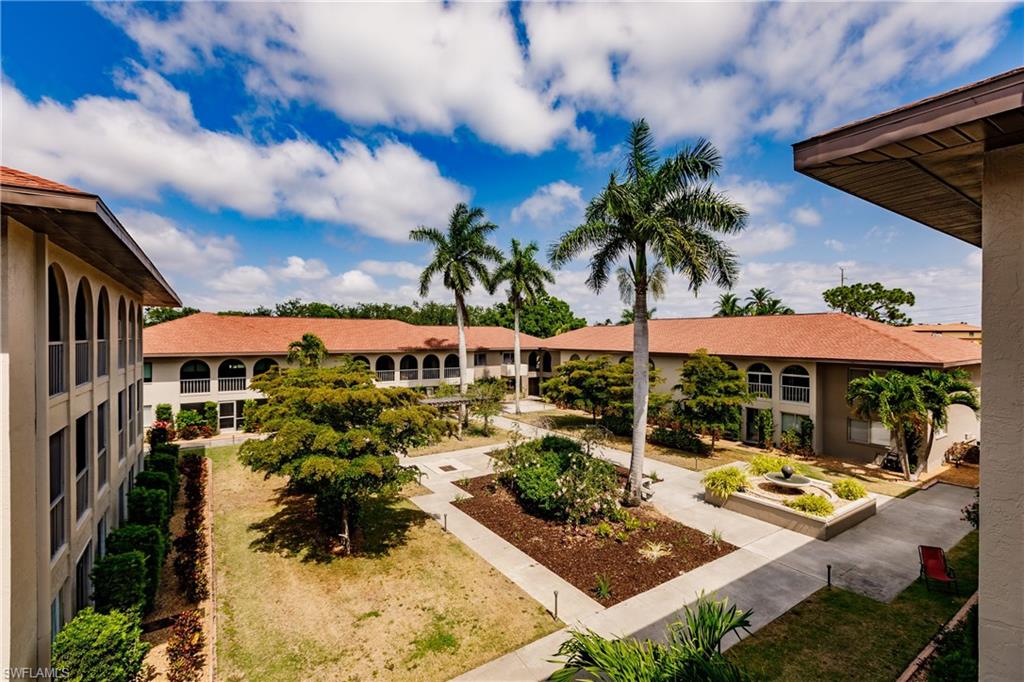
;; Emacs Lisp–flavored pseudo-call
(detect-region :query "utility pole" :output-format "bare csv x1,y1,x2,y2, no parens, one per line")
840,267,846,286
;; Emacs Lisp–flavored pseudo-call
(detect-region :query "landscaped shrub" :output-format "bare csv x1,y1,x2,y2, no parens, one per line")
202,401,219,435
128,487,169,536
599,414,632,437
648,427,710,455
135,470,174,513
945,441,980,467
148,420,176,446
174,410,211,440
930,604,978,681
151,442,181,458
146,452,180,502
962,492,979,529
91,551,147,614
166,609,206,682
107,524,165,611
753,409,774,448
180,452,207,507
784,494,834,517
155,403,174,422
51,608,149,682
241,399,259,432
702,467,748,498
748,454,796,477
832,479,867,501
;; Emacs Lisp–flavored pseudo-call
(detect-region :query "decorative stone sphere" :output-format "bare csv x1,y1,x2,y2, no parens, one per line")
781,465,795,479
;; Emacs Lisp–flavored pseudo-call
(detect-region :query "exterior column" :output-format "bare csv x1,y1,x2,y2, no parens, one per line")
980,143,1024,680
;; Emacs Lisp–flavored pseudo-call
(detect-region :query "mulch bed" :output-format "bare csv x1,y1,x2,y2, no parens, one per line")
453,474,736,605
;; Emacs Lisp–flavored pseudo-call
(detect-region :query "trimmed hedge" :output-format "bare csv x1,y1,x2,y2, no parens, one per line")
50,608,149,682
107,524,165,611
155,403,173,422
146,452,180,502
151,442,181,458
648,427,711,455
135,471,174,513
91,551,147,614
128,487,169,537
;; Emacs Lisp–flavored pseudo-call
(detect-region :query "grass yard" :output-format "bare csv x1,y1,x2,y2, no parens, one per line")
209,445,558,681
407,424,509,457
728,530,978,681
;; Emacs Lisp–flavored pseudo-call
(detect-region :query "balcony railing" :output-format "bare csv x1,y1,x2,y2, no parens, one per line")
97,339,109,377
75,340,91,386
376,370,395,382
422,368,440,380
48,341,66,396
399,369,418,381
180,378,210,394
118,340,126,370
218,377,247,392
748,381,772,399
443,366,461,379
75,469,90,520
781,385,811,403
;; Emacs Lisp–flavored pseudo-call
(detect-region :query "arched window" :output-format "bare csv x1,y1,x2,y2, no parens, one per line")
619,355,630,364
351,355,370,368
443,353,460,379
127,302,136,365
117,298,126,370
179,360,210,395
724,361,738,371
375,356,395,381
253,358,278,376
74,279,93,386
218,359,247,392
542,352,553,372
747,363,773,398
399,354,418,380
528,351,539,371
422,354,440,379
97,288,110,377
47,265,68,396
569,354,581,361
781,365,810,403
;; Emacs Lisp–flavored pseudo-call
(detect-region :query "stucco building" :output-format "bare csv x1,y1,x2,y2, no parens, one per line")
1,167,179,669
911,322,982,344
542,313,981,473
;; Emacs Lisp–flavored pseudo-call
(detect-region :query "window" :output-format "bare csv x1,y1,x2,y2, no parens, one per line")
781,412,805,433
96,516,107,559
848,418,891,446
219,402,236,430
143,404,153,425
75,414,91,520
143,362,152,383
75,542,92,614
50,583,66,643
747,363,773,398
128,384,136,440
49,429,67,558
97,401,109,491
780,365,810,403
502,351,515,365
128,465,135,493
474,352,487,367
117,390,126,461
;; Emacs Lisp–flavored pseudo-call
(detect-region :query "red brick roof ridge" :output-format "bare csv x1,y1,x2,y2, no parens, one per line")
0,166,90,195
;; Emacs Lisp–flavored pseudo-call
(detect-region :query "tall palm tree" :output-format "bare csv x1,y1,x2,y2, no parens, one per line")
550,119,747,504
714,292,745,317
286,332,327,367
846,371,927,480
411,203,503,394
918,368,980,471
758,298,795,315
492,239,554,414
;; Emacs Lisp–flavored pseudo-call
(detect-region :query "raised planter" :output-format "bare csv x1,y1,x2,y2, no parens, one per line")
704,486,876,540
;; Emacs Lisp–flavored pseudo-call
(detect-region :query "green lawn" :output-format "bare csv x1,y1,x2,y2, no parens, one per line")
728,530,978,681
208,445,559,681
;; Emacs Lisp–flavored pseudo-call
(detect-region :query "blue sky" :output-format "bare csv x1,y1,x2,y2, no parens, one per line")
3,2,1022,324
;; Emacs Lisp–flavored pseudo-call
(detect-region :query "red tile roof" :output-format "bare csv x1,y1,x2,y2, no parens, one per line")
911,323,981,333
543,313,981,367
143,312,543,357
0,166,89,195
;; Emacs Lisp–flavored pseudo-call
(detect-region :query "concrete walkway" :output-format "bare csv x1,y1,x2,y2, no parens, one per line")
402,414,975,681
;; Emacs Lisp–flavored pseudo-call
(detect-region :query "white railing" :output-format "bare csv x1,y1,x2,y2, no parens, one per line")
781,385,810,403
422,368,440,380
75,340,91,386
180,378,210,394
75,469,90,520
376,370,395,382
399,369,418,381
748,381,772,399
218,377,247,392
97,339,109,376
48,341,66,396
443,366,461,379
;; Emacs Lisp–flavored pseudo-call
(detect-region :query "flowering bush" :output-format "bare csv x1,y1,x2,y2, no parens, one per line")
166,609,205,682
148,420,176,446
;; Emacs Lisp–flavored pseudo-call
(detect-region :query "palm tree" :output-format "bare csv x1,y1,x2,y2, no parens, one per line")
286,332,327,367
846,371,927,480
492,239,554,414
714,292,745,317
550,119,747,504
758,298,795,315
412,203,503,394
918,368,980,471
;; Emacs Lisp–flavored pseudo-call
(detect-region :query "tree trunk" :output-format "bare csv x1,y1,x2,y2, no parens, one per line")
455,295,468,394
337,503,351,555
896,425,912,481
513,303,522,415
626,268,649,506
922,420,936,474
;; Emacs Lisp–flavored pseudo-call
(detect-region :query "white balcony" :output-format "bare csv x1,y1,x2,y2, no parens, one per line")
218,377,247,392
443,366,461,379
376,370,395,382
781,385,811,403
399,369,419,381
180,378,210,394
422,368,440,380
748,381,772,399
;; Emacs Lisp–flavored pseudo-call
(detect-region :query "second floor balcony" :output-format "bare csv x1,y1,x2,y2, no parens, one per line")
181,378,211,394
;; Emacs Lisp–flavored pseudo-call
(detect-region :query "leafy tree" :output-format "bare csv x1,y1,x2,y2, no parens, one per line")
466,377,506,434
473,295,586,338
918,368,980,471
823,282,915,325
673,349,750,451
144,306,199,327
550,119,747,503
542,357,623,422
753,409,775,449
239,360,441,552
846,371,927,479
618,307,657,325
492,239,555,413
411,203,503,394
274,298,342,318
51,608,149,682
287,332,327,368
713,293,745,317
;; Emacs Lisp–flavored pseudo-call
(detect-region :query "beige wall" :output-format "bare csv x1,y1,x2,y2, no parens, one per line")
979,143,1024,680
1,216,147,669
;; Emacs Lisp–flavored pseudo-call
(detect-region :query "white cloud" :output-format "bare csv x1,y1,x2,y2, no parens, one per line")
510,180,584,225
726,223,796,258
1,70,467,242
824,239,846,253
865,225,900,245
277,256,329,281
964,251,982,270
358,259,422,280
119,209,237,274
325,270,380,299
209,265,274,293
719,177,789,217
792,206,822,227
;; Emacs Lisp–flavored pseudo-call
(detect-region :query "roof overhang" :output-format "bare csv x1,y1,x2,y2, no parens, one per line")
793,67,1024,246
1,185,180,306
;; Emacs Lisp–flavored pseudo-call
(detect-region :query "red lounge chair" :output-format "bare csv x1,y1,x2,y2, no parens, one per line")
919,545,958,594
